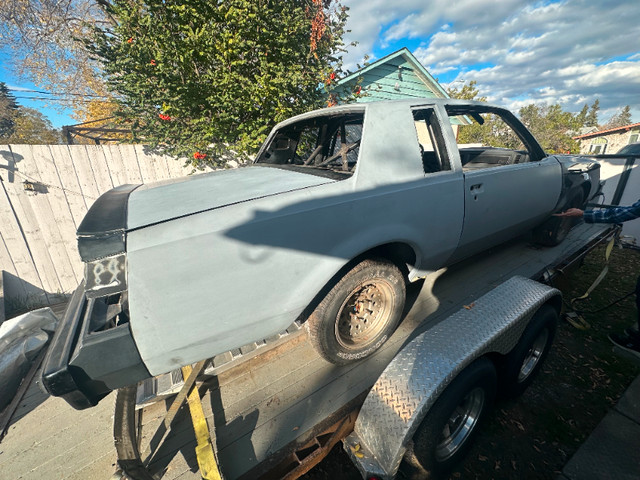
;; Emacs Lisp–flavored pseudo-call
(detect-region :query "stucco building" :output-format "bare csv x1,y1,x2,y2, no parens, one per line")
573,122,640,154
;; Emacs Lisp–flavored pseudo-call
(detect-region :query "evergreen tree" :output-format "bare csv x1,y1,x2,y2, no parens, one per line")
0,82,20,138
603,105,632,129
585,99,600,127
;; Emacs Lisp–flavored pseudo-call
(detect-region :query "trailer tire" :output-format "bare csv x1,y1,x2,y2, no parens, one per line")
401,357,497,479
498,304,558,398
305,258,405,365
533,189,584,246
114,385,157,480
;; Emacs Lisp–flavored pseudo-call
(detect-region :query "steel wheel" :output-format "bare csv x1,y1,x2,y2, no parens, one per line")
518,328,549,382
402,358,497,479
435,387,485,462
498,304,558,398
305,258,406,365
335,280,395,351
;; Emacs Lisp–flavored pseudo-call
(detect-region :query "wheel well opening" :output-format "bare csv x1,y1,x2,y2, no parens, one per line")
295,242,416,325
364,242,417,276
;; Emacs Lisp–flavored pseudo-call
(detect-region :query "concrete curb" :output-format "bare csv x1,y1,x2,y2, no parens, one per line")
560,375,640,480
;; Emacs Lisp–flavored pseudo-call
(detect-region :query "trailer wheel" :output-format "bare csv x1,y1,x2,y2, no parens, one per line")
401,357,497,479
533,189,584,246
114,385,158,480
305,258,405,365
498,304,558,398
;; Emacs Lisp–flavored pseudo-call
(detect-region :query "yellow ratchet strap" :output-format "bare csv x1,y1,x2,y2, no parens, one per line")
567,233,617,330
181,364,223,480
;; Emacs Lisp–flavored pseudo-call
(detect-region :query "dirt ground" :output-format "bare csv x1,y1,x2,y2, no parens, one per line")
301,242,640,480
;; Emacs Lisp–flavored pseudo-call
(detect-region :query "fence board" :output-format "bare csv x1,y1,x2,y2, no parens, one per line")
47,145,88,230
6,146,64,293
25,146,82,286
103,145,129,187
0,176,45,296
117,144,144,184
67,146,101,203
10,145,78,291
133,145,158,184
0,231,20,282
83,145,115,194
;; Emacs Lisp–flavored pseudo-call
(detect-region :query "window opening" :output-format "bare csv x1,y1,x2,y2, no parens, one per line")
412,108,450,174
256,112,364,180
445,107,532,171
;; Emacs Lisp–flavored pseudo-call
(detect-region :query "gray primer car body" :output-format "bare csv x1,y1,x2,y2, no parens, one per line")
42,99,599,408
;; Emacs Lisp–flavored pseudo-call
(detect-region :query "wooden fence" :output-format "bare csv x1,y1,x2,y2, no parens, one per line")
0,144,204,313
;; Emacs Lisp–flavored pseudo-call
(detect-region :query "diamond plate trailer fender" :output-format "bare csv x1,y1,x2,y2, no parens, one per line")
343,275,561,479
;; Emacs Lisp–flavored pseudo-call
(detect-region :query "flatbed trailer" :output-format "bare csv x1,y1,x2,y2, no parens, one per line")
114,221,618,480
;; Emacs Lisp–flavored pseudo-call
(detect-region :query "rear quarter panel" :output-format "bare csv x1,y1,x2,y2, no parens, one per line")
127,102,465,375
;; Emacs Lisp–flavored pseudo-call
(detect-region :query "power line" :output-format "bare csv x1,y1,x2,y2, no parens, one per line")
8,87,112,99
13,95,109,103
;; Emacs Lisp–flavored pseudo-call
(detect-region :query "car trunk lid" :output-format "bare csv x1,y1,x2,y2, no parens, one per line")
127,165,333,230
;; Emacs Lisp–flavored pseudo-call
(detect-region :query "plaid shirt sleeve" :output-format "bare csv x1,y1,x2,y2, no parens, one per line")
583,198,640,224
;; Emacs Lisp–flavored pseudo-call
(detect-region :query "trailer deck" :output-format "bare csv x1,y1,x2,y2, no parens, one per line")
0,222,616,480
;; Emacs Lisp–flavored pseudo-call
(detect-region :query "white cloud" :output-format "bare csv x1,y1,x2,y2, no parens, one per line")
343,0,640,121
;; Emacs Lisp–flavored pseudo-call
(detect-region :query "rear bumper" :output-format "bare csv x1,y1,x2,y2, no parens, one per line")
41,283,151,410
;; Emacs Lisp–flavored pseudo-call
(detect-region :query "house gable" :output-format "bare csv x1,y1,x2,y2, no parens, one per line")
337,48,449,102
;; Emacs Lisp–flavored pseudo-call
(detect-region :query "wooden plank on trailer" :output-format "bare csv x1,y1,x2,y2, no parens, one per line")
47,145,88,229
83,145,115,194
10,145,77,292
118,144,144,184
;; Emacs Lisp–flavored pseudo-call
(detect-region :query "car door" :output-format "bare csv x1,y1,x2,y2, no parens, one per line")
445,107,562,261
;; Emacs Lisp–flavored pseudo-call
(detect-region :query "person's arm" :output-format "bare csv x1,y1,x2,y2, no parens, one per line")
584,199,640,224
555,199,640,224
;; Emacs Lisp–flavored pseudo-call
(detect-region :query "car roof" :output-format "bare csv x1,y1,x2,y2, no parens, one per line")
274,98,506,129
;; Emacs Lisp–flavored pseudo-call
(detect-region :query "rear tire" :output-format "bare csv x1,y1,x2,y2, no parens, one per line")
401,357,497,479
498,304,558,398
305,258,405,365
533,189,584,246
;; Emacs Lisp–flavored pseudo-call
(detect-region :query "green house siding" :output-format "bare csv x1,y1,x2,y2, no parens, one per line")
347,59,439,102
336,47,448,103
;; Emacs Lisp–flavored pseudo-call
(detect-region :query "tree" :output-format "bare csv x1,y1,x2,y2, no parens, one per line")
585,99,600,127
0,0,114,122
447,82,580,153
1,107,62,144
89,0,351,167
446,80,487,102
0,82,20,138
602,105,632,129
518,104,580,153
575,104,589,128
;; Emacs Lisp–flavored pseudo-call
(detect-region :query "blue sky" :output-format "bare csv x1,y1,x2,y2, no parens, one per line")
342,0,640,123
1,0,639,128
0,51,76,128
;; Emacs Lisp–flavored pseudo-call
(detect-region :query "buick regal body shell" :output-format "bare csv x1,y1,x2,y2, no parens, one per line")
42,99,599,409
